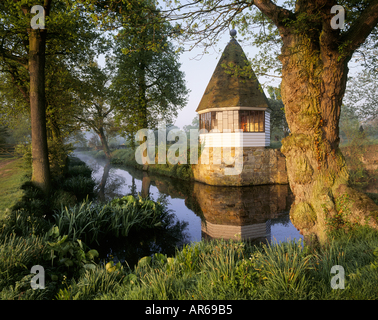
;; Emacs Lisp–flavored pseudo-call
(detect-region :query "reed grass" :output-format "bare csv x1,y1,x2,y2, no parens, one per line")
55,266,125,300
53,195,171,245
0,234,46,284
253,240,315,299
73,233,378,300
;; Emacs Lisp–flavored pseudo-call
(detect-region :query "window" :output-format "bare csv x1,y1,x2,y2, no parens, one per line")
199,110,265,133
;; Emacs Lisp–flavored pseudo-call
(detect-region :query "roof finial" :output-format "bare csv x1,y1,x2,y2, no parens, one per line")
230,21,237,38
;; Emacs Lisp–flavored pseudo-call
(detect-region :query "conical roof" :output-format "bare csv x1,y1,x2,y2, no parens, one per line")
196,38,270,113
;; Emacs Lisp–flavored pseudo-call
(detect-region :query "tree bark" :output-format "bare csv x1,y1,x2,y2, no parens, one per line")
29,28,51,194
279,32,378,243
98,126,112,160
251,0,378,244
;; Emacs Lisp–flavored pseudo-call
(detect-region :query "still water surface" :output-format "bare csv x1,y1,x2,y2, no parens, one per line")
74,152,303,248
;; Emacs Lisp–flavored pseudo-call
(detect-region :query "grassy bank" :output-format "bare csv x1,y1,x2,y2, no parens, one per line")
0,157,29,221
2,152,378,300
0,154,188,299
41,227,378,300
85,148,194,181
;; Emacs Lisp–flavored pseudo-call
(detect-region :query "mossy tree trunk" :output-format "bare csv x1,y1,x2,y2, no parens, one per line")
266,1,378,243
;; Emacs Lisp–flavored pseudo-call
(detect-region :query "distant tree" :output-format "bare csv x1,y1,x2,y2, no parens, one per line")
267,85,289,141
108,2,189,148
343,70,378,123
88,134,100,149
69,131,88,149
339,103,361,145
183,115,199,134
0,126,9,144
73,62,116,159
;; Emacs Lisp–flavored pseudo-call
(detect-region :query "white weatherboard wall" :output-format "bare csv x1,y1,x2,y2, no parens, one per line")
265,111,270,147
199,131,270,148
200,132,267,147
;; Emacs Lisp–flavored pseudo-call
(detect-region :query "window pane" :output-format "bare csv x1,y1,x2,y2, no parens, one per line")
228,111,233,132
234,111,239,131
223,111,228,131
211,112,217,131
248,111,253,132
240,111,248,132
217,112,223,132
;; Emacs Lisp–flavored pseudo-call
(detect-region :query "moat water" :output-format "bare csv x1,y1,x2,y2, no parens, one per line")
75,151,303,237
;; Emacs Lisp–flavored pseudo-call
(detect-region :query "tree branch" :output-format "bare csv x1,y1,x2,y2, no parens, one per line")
341,0,378,56
253,0,294,34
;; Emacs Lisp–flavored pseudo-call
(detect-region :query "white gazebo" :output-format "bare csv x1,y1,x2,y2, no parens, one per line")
196,30,271,148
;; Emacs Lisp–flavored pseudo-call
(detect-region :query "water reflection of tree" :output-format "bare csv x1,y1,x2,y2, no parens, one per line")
155,193,171,208
96,162,126,201
128,177,137,197
268,212,292,227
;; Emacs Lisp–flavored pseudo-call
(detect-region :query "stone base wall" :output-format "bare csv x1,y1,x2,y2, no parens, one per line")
192,146,288,186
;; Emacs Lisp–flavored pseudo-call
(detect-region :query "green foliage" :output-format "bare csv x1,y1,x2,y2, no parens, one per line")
324,193,357,234
52,195,171,246
55,265,126,300
110,146,194,181
253,240,314,299
65,164,92,178
367,193,378,206
62,176,96,201
0,158,29,220
109,2,189,140
0,126,10,144
0,156,93,237
43,226,99,274
0,234,46,294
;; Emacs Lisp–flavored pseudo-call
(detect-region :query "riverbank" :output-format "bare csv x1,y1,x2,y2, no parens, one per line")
0,157,29,221
2,153,378,300
87,148,194,181
0,154,185,299
86,143,378,187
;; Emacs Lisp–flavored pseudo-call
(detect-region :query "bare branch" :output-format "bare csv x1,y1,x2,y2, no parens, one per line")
341,0,378,56
253,0,294,34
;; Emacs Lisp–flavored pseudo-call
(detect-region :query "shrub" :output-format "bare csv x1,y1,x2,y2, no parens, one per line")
62,176,96,201
66,165,92,178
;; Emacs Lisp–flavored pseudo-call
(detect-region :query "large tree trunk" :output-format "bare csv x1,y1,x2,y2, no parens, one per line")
279,32,378,243
98,126,112,159
137,62,149,164
29,28,51,194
